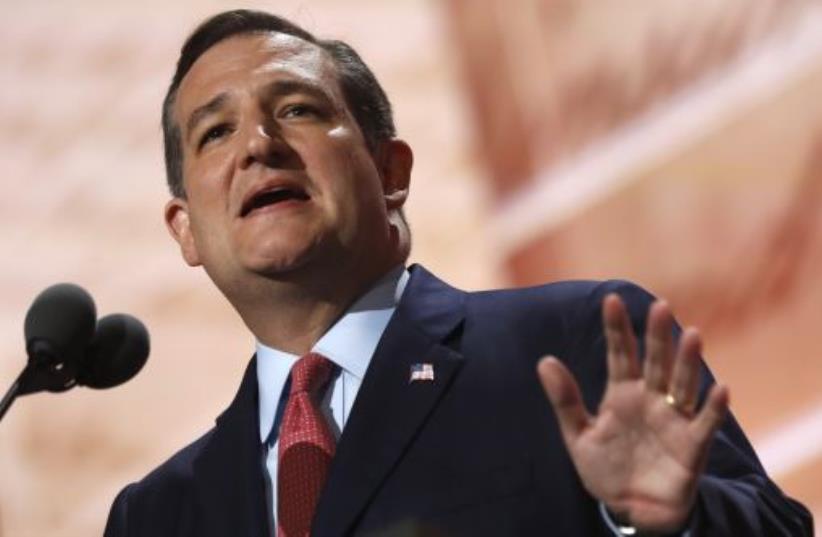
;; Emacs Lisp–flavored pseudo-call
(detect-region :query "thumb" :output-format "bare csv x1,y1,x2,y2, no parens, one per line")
538,356,590,445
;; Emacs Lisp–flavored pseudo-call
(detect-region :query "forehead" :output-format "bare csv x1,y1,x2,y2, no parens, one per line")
174,32,340,121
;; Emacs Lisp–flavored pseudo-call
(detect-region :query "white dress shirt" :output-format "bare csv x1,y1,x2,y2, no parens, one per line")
255,266,409,526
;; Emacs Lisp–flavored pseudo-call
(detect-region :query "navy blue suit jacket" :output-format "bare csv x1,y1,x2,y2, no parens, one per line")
104,266,812,536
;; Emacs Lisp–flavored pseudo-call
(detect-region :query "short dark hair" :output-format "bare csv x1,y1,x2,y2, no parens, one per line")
162,9,397,198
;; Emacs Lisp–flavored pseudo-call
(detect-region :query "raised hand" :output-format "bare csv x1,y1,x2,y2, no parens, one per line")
538,294,730,534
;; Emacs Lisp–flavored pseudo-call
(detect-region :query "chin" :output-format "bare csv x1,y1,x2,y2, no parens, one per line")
246,254,311,278
245,243,335,279
238,231,319,269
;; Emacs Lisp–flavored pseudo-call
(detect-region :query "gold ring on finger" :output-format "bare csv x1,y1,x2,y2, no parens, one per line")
664,393,690,415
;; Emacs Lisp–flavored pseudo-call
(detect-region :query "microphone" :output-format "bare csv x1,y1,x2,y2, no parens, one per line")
0,283,150,422
22,283,98,393
78,313,150,389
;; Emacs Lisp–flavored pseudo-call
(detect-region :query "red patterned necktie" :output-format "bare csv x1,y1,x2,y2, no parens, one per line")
277,353,336,537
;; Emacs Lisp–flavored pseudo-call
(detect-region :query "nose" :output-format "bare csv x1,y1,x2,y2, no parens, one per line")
239,117,300,171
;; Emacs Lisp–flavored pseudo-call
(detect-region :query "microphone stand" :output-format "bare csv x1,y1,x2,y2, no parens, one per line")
0,367,28,422
0,356,76,423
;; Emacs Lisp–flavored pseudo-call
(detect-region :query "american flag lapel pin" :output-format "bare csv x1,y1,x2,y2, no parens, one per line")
409,363,435,383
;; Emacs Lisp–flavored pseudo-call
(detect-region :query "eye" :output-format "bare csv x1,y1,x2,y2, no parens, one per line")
280,103,318,119
198,123,233,149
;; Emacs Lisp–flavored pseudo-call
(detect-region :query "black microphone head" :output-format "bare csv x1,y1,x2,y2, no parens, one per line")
24,283,97,368
79,313,150,389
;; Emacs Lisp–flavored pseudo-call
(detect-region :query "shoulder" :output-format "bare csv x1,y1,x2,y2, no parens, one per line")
466,278,656,327
136,428,213,492
458,279,658,383
454,279,658,412
105,429,215,535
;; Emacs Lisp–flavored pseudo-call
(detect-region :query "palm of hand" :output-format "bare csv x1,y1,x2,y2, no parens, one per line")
574,380,701,531
539,295,729,534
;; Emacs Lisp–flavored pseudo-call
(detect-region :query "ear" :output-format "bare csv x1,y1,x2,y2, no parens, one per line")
378,139,413,210
164,197,202,267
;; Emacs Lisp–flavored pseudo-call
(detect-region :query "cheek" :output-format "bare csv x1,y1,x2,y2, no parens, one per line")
325,152,385,226
327,125,348,139
183,154,235,206
182,171,236,254
317,129,383,199
187,207,221,253
295,127,389,233
183,135,237,184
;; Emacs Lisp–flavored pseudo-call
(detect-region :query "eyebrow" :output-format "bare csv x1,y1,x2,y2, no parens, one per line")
264,78,331,103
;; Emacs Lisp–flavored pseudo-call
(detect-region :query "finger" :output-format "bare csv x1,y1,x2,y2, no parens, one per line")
538,356,591,444
690,383,730,443
643,300,674,392
668,328,702,414
603,293,640,382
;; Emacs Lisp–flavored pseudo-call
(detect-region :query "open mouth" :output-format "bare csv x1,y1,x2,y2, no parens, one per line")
241,186,310,217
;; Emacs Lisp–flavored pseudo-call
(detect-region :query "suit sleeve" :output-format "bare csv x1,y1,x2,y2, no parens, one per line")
571,280,814,537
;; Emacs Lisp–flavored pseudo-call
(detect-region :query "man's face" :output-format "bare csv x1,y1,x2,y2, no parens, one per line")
165,33,409,296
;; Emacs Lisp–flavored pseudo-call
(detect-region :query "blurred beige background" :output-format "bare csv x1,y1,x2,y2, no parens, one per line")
0,1,819,535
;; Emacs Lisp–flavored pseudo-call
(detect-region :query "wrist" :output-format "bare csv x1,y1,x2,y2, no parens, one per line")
599,502,692,537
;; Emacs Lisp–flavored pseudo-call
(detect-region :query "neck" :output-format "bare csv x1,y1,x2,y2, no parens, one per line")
229,259,400,355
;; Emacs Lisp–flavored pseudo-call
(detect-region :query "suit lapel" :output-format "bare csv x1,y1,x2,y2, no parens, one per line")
193,357,270,537
313,266,466,536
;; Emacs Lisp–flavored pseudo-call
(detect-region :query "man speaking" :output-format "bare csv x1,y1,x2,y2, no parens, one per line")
104,9,812,537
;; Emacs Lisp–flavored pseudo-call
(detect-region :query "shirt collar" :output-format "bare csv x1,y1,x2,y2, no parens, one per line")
313,265,408,379
255,266,409,441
